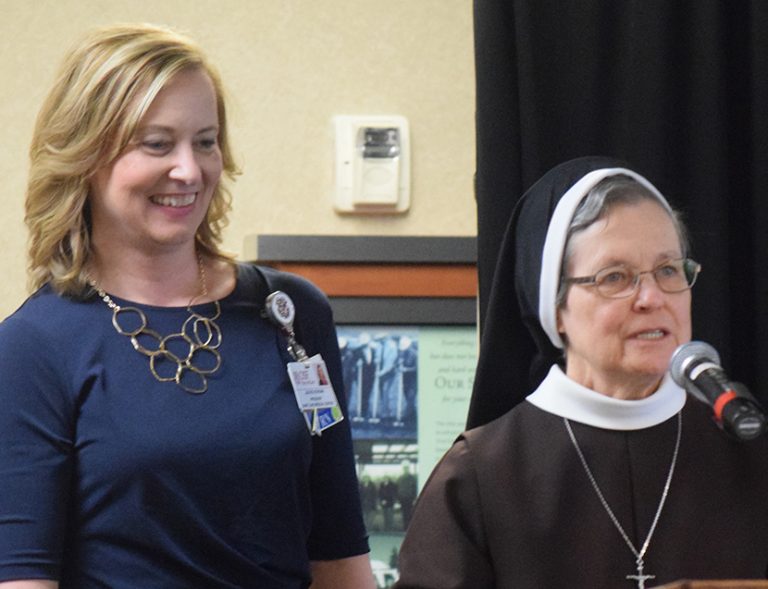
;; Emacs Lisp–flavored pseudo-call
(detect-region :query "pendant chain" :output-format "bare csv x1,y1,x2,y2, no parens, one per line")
564,412,681,588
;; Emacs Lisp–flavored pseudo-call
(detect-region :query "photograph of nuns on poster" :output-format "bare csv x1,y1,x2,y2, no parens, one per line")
337,324,477,588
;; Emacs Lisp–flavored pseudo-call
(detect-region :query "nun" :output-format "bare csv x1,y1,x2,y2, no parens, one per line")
394,157,768,588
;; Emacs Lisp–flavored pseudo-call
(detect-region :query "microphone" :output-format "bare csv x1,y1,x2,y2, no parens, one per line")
669,341,767,441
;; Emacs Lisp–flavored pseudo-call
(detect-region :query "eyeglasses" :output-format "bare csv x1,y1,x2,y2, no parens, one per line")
563,257,702,299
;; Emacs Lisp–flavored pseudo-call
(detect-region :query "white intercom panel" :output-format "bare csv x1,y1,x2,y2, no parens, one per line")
333,115,410,214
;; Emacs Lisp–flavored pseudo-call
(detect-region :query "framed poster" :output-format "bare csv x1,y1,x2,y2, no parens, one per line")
249,235,477,588
337,322,476,586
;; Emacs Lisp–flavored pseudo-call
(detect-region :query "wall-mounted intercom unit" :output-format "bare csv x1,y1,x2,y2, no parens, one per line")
333,115,410,214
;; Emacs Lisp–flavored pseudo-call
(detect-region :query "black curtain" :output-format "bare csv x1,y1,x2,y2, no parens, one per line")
475,0,768,402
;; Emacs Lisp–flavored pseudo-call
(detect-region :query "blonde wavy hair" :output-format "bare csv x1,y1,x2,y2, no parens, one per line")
25,23,240,296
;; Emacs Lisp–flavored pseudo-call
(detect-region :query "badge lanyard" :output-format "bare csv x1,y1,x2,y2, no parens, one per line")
263,291,344,436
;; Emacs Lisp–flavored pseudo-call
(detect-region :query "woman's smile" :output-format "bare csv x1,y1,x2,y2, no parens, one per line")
149,192,198,208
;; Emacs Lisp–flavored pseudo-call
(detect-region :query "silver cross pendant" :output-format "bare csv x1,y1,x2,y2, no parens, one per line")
626,559,655,589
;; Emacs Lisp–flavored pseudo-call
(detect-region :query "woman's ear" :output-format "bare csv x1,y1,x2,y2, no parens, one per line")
556,309,564,334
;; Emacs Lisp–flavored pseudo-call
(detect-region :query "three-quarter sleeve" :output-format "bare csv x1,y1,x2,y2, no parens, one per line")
270,270,370,560
0,316,74,582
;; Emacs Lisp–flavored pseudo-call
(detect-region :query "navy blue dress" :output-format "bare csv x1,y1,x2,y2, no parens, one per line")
0,264,368,588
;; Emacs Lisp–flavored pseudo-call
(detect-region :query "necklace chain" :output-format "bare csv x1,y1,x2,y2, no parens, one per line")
90,254,223,394
564,412,682,588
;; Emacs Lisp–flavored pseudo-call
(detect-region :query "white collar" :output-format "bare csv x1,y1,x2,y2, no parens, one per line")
526,365,686,430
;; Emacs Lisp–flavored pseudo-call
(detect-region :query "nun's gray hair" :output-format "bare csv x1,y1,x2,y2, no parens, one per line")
556,175,690,308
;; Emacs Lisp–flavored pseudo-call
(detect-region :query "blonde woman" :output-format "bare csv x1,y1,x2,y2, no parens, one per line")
0,24,373,589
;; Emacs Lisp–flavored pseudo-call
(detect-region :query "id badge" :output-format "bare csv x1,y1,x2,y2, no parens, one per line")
287,354,344,435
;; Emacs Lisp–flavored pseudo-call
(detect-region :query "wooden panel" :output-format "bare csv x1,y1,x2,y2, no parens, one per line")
270,263,477,297
655,582,768,589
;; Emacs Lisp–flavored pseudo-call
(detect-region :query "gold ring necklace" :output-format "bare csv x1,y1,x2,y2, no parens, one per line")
90,254,223,394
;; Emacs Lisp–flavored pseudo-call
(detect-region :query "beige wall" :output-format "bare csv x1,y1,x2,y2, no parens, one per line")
0,0,476,318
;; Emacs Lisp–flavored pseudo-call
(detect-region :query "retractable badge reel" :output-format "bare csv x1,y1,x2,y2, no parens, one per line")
264,291,344,436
